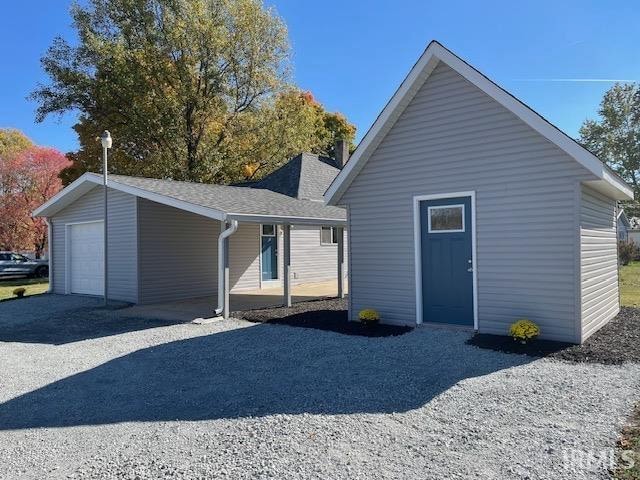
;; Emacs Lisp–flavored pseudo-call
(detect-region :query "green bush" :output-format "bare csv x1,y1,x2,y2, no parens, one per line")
619,241,638,266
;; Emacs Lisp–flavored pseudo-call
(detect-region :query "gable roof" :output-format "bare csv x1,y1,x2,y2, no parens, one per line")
325,41,634,205
34,172,346,225
618,209,631,228
245,153,340,201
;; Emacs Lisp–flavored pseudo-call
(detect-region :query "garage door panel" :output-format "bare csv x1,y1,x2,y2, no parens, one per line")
69,222,104,296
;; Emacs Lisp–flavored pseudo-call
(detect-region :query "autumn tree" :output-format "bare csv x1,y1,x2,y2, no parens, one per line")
580,83,640,215
32,0,356,185
0,146,71,257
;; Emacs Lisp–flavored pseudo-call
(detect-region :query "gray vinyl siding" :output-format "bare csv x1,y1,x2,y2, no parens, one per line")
49,186,138,303
340,62,596,342
291,225,347,285
137,198,219,304
229,224,348,291
580,185,619,340
230,223,261,292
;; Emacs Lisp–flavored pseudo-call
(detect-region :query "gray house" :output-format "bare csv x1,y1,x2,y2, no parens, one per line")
617,210,630,241
34,150,349,318
325,41,633,343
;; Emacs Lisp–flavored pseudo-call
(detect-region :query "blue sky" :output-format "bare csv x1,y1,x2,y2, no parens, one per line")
1,0,639,153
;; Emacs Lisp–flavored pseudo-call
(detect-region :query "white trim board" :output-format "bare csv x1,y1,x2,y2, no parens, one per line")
325,41,633,205
413,191,478,329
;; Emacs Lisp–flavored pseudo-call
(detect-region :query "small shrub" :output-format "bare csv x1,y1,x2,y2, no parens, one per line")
359,309,380,325
618,240,638,266
509,319,540,343
13,287,26,298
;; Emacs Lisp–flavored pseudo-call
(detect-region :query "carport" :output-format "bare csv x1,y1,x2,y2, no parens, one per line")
33,172,347,319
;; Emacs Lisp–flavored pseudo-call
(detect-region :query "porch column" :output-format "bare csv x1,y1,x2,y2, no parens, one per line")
283,224,292,307
337,226,345,299
223,222,231,319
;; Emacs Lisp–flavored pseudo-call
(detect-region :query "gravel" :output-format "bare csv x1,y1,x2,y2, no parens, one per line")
1,295,639,479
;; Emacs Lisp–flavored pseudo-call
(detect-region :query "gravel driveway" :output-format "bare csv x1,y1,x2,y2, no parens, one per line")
1,295,639,479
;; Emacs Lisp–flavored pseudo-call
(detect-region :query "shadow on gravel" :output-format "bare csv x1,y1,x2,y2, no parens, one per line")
0,296,185,345
0,324,534,430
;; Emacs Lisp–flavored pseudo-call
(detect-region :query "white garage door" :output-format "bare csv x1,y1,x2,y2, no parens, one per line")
69,221,104,296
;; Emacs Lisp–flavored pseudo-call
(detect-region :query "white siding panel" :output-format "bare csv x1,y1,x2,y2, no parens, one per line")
137,198,219,304
50,186,138,303
341,62,596,341
580,185,619,340
229,223,260,292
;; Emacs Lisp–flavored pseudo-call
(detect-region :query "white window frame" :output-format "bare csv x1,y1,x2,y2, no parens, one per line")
427,204,465,233
259,224,280,286
320,226,338,245
261,224,277,237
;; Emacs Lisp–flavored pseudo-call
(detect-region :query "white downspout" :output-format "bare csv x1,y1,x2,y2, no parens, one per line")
45,218,53,293
215,219,238,316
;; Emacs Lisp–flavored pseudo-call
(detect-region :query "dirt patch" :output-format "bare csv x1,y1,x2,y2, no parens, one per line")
233,298,412,337
467,307,640,365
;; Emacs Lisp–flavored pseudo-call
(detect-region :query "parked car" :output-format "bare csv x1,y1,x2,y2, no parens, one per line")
0,252,48,278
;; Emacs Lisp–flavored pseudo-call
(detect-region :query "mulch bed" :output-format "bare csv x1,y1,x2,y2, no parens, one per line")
467,307,640,365
233,298,412,337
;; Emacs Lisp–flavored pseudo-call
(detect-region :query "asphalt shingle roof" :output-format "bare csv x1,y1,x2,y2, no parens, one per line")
108,174,346,222
247,153,340,201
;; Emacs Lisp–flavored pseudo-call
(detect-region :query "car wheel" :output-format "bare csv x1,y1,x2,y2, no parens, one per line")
35,266,49,278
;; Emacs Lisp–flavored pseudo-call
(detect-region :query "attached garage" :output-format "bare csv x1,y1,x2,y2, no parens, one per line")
67,221,104,296
33,152,349,316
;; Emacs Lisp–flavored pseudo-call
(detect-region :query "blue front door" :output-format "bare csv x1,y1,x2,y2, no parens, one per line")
420,196,474,326
261,225,278,281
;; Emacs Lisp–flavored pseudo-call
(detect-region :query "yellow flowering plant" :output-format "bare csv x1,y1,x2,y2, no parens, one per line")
13,287,26,298
359,309,380,325
509,319,540,343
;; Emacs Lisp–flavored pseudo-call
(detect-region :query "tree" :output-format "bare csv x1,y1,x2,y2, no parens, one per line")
0,129,33,159
580,83,640,215
31,0,350,186
0,146,71,257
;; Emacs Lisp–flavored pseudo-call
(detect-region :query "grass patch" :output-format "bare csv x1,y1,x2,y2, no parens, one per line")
620,261,640,307
615,405,640,479
0,278,49,301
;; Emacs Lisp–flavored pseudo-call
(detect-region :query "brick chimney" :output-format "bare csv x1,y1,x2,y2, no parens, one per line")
335,139,349,169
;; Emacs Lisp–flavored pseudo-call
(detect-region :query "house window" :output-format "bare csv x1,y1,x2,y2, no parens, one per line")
321,226,339,245
428,205,465,233
261,224,276,237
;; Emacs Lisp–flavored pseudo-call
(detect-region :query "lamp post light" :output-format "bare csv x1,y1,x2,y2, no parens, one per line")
100,130,112,307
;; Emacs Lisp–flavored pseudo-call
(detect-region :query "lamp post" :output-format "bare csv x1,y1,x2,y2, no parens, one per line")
100,131,112,306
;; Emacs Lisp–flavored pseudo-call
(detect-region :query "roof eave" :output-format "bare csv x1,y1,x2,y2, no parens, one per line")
33,172,103,217
228,213,346,226
325,40,634,205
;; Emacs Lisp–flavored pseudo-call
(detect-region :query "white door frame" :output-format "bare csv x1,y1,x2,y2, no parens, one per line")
64,219,105,295
259,223,280,288
412,191,478,329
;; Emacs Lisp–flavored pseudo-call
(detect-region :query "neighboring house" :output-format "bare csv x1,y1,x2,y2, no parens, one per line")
33,149,349,316
325,41,633,344
617,209,630,241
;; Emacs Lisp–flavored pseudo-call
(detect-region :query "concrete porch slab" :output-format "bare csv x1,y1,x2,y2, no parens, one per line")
120,279,348,323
